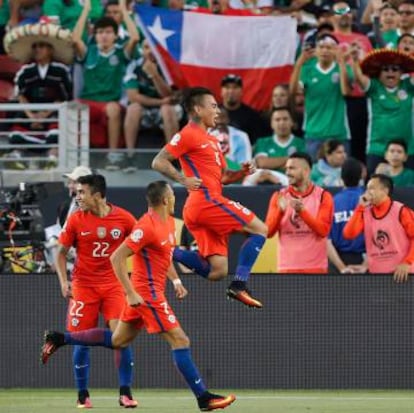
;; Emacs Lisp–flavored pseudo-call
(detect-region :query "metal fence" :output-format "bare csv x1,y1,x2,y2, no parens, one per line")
0,102,89,172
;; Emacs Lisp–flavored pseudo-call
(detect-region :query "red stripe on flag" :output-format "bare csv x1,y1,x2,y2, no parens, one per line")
157,46,293,111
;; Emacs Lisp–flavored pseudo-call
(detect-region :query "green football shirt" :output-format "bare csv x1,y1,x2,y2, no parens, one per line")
254,134,305,171
388,168,414,187
382,29,400,49
80,44,129,102
42,0,103,31
366,78,414,156
300,59,352,141
0,0,10,26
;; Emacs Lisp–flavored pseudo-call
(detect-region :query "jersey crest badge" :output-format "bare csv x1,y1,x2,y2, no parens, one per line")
110,228,122,239
97,227,107,239
170,133,181,146
131,228,144,242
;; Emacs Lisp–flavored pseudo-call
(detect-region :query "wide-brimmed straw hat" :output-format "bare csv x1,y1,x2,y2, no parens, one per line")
3,23,74,65
360,48,414,77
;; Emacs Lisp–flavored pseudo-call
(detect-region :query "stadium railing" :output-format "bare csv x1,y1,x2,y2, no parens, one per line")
0,101,89,173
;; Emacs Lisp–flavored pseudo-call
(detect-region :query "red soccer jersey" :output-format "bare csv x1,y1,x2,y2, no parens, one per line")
125,210,175,300
59,204,136,286
165,122,226,198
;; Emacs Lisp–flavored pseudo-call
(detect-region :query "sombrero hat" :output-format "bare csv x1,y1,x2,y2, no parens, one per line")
3,23,74,65
360,48,414,77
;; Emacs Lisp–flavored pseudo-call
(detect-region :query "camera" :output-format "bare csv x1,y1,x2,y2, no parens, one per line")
0,182,46,242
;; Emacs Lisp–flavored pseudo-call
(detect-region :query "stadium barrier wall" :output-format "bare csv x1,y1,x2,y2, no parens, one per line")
37,184,414,273
1,274,414,389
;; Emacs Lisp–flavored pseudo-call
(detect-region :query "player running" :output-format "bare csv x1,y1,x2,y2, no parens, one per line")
41,181,236,412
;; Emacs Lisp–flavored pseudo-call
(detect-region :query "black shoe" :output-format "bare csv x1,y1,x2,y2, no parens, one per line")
41,330,65,364
197,391,236,411
226,282,262,309
77,389,93,408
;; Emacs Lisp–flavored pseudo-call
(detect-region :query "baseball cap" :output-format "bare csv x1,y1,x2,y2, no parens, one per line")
221,74,243,87
63,165,92,181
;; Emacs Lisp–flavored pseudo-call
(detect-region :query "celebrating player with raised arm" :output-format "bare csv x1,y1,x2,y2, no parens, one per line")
152,87,268,308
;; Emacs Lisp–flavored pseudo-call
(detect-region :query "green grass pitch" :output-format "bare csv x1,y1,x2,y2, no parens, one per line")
1,389,414,413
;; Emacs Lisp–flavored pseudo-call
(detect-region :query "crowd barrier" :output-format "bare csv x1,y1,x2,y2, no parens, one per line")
1,274,413,389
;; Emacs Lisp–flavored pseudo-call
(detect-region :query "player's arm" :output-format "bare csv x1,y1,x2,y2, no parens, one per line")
120,0,139,57
55,243,72,299
394,207,414,283
343,196,367,239
167,263,188,300
327,239,354,274
297,191,334,237
222,160,255,185
265,191,285,238
110,242,144,307
152,147,202,190
71,0,89,59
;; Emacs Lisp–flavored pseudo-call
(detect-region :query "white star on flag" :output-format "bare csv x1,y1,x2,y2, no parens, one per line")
148,15,175,49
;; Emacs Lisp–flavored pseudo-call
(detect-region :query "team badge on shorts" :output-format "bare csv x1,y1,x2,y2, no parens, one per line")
168,315,176,324
110,228,122,239
71,318,80,327
97,227,107,239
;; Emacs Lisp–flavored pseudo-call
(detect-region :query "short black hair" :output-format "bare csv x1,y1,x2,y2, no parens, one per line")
94,16,118,35
288,152,313,169
271,106,292,117
386,139,408,152
182,87,214,114
370,173,394,195
318,139,345,159
316,22,335,33
77,174,107,198
341,157,362,187
105,0,119,8
146,180,170,206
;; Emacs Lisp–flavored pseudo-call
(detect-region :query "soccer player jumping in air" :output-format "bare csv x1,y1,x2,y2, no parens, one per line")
42,181,236,412
152,87,268,308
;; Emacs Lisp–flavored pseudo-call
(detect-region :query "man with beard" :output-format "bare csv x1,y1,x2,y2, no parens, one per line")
344,173,414,281
351,48,414,173
265,152,334,273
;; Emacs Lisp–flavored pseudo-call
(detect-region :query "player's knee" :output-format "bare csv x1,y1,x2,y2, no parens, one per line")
169,331,190,348
177,334,190,348
110,333,125,349
208,268,227,281
251,221,268,238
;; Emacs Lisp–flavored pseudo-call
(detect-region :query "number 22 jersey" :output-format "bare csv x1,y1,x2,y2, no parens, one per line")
59,204,136,286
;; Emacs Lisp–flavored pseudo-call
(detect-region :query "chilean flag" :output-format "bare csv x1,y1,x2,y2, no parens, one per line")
134,6,297,111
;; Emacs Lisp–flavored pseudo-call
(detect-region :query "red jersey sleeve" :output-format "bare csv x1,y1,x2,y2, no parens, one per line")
164,128,196,159
125,220,156,254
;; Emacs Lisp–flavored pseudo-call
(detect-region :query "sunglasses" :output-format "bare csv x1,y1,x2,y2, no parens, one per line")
382,65,401,72
399,10,414,15
32,42,50,49
333,6,351,15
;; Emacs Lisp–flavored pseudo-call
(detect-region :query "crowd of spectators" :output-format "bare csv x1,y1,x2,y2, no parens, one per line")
0,0,413,188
